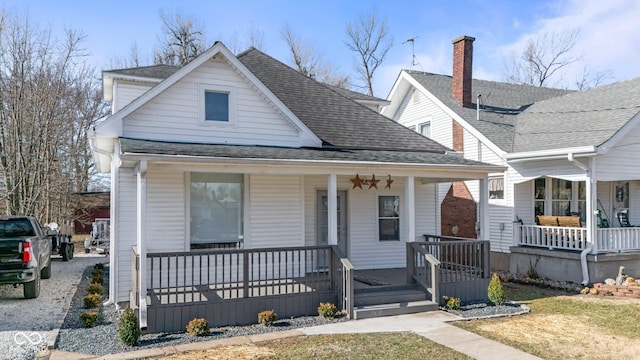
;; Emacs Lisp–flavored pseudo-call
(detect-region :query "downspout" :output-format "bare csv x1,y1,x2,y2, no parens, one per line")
89,135,119,308
568,153,593,285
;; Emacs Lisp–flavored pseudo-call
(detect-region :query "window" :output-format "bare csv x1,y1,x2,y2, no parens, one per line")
378,196,400,241
412,90,420,104
199,84,236,125
204,91,229,121
551,178,571,216
419,122,431,138
190,173,243,249
489,176,504,200
534,178,546,216
533,177,586,219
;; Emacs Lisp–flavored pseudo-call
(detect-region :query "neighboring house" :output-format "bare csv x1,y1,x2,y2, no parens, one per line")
384,35,640,284
91,42,501,332
72,191,110,234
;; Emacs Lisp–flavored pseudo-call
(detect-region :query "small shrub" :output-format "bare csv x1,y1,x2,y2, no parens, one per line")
118,307,140,346
91,268,103,278
443,295,461,310
94,263,105,270
80,311,100,327
83,293,102,309
186,318,210,336
257,310,277,326
488,272,506,306
87,282,103,295
92,274,104,285
317,302,338,319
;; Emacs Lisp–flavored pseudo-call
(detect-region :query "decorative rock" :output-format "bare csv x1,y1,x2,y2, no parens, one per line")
605,278,616,285
589,288,599,295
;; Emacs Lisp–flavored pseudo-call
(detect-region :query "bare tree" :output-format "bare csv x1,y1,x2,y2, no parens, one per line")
345,8,393,96
109,41,147,69
153,10,206,66
282,24,350,88
574,66,614,91
245,22,264,51
504,30,581,87
0,12,106,222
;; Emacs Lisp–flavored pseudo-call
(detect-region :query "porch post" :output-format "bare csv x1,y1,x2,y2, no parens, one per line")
587,158,598,254
135,160,148,329
405,176,415,242
478,176,489,240
328,173,338,246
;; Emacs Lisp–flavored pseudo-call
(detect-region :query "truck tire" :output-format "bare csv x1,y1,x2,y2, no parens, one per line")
41,261,51,279
61,243,70,261
24,273,40,299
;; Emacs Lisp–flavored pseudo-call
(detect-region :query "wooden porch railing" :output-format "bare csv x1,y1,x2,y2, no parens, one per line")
406,242,440,303
595,228,640,253
419,235,491,283
514,224,587,251
331,245,354,319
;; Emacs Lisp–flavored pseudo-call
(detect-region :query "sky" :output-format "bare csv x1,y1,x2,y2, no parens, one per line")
1,0,639,97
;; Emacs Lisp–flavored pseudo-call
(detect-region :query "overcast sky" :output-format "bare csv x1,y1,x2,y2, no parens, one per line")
1,0,638,97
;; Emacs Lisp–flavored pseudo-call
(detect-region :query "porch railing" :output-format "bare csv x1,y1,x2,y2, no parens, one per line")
331,245,354,318
406,242,440,303
595,228,640,253
514,224,587,251
514,224,640,253
143,245,335,305
419,235,491,283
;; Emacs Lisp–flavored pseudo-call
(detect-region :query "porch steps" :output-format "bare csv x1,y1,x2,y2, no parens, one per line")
353,284,439,320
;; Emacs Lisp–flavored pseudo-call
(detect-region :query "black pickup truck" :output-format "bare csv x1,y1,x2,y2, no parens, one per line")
0,216,52,298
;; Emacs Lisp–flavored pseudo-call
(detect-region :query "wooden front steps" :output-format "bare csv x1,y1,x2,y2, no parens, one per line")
353,284,439,320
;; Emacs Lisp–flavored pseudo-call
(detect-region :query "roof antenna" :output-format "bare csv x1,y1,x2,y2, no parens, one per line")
402,37,419,69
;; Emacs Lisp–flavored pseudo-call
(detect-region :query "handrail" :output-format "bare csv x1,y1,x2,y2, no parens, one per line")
331,245,354,319
407,243,440,303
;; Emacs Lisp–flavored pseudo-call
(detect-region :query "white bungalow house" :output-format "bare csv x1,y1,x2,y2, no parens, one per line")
91,42,501,332
384,35,640,285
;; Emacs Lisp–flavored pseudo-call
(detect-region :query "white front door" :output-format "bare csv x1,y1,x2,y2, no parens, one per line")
317,190,348,256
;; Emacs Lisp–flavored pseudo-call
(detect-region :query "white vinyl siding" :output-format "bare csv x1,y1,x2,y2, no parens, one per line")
113,80,154,113
394,89,452,148
146,169,186,253
597,122,640,181
122,57,305,147
248,174,304,249
115,167,137,302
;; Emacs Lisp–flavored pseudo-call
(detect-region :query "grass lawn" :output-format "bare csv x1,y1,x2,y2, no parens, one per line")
155,333,472,360
455,283,640,360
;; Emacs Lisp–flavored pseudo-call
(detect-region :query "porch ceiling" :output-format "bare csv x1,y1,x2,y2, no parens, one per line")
118,137,504,178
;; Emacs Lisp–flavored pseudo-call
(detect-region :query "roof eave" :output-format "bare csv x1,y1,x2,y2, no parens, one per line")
505,146,597,163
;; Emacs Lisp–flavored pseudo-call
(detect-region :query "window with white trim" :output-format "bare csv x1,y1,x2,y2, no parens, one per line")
534,177,586,219
419,121,431,138
378,196,400,241
489,176,504,200
199,84,236,125
190,173,244,249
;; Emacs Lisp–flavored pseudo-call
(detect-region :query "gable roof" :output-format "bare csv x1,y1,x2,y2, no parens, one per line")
236,49,447,152
403,71,571,152
512,77,640,153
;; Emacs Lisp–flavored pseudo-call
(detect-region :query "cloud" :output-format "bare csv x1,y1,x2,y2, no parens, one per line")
497,0,640,87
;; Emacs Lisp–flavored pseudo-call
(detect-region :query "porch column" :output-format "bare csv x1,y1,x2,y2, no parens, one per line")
587,158,598,254
327,173,338,246
478,176,489,240
135,160,148,329
405,176,416,242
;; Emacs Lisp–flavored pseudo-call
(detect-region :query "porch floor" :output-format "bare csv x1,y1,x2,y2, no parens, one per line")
354,268,409,289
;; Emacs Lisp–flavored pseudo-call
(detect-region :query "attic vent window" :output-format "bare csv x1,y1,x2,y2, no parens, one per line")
199,83,236,126
205,91,229,121
412,90,421,104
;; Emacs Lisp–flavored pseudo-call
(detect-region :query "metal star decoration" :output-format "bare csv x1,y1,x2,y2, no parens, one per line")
350,174,363,189
385,175,394,189
368,174,380,189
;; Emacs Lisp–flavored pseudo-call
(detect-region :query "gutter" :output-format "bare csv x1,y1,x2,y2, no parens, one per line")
506,146,597,163
568,153,594,285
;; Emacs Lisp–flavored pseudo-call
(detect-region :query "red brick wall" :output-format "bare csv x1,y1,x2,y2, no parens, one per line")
452,35,474,107
452,120,464,152
441,181,477,239
593,283,640,298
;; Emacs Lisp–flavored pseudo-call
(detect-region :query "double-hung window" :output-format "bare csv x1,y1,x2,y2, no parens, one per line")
378,196,400,241
190,173,244,249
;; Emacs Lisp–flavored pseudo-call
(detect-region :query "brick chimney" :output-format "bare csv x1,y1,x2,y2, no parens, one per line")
452,35,474,107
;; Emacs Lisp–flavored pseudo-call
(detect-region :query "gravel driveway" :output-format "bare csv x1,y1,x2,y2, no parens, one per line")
0,253,107,360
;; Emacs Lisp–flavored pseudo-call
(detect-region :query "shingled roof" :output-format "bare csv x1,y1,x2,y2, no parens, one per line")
103,64,180,79
513,77,640,153
236,49,449,153
406,71,572,152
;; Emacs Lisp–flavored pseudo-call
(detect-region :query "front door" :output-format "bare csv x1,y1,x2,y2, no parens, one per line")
317,190,348,256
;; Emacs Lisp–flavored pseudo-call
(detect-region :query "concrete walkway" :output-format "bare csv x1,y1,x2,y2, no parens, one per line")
40,311,541,360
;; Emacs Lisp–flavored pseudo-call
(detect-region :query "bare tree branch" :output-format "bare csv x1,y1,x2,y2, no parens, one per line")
345,8,393,96
153,10,207,66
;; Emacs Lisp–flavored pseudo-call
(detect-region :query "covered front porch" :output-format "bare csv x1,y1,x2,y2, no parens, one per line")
131,236,491,333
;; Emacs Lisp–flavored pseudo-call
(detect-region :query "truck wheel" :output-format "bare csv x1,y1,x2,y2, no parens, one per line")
24,273,40,299
41,262,52,279
61,243,70,261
